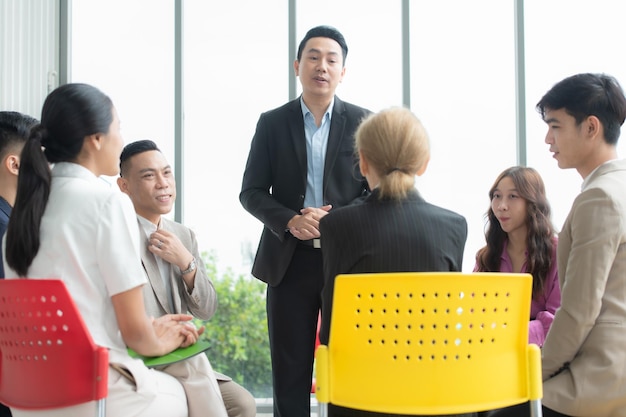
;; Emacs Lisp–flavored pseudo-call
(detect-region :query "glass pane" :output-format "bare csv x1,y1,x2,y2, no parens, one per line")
182,0,287,399
525,0,626,231
410,0,517,271
297,0,403,111
182,0,287,277
71,0,175,181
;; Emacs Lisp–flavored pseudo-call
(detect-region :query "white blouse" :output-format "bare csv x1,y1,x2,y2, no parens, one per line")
3,162,147,362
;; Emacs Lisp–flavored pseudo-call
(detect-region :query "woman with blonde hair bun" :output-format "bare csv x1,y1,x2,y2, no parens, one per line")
355,105,431,200
318,107,468,416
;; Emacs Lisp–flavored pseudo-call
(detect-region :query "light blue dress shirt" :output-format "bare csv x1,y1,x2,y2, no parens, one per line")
301,97,334,208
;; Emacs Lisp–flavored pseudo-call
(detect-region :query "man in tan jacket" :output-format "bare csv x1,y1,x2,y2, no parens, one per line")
492,73,626,417
119,140,256,417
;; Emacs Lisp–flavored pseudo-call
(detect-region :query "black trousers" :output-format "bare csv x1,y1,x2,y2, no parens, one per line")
267,245,323,417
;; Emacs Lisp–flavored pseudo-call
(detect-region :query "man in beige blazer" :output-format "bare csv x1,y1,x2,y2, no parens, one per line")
118,140,256,417
492,73,626,417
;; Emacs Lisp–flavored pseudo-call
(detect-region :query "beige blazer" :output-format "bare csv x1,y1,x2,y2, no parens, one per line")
138,217,231,383
139,217,216,320
542,159,626,416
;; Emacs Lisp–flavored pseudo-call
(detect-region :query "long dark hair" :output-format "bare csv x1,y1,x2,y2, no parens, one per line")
5,83,113,276
475,166,555,297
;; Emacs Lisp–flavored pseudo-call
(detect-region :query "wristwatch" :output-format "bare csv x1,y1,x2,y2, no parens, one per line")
181,257,197,275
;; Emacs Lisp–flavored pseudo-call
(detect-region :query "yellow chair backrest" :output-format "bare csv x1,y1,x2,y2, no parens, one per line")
315,272,542,416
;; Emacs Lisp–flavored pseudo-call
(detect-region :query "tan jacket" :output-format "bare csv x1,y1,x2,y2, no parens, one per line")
542,159,626,416
138,217,231,383
139,217,216,320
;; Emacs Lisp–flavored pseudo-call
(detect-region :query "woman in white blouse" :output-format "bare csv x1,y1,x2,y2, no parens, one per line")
3,83,198,417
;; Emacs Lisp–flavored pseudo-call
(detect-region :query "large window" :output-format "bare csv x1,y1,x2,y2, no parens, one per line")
297,0,403,112
182,0,287,277
70,0,626,275
66,0,626,403
71,0,175,182
182,0,403,277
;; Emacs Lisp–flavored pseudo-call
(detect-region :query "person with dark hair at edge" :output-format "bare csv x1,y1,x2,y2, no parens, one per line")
240,25,371,417
0,111,37,279
0,111,38,417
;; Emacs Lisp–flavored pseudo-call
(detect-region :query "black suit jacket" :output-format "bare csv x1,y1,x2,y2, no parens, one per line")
318,189,468,344
240,96,370,286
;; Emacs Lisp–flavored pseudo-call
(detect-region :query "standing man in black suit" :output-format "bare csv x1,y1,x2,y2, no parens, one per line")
240,25,371,417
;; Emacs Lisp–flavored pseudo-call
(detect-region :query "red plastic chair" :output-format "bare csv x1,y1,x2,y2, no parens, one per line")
0,279,108,416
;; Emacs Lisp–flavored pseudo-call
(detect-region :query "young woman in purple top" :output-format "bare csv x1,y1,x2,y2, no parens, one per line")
474,166,561,347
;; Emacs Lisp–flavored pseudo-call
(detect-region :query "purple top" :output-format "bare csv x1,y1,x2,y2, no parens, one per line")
474,238,561,346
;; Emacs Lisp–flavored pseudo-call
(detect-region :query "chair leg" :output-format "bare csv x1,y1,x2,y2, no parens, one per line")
529,399,543,417
96,399,106,417
319,403,328,417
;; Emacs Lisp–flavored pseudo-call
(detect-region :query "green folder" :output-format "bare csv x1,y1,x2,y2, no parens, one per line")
127,339,211,368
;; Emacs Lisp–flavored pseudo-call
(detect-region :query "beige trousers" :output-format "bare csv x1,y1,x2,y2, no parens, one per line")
160,354,229,417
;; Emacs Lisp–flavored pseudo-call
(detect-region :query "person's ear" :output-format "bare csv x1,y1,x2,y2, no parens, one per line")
586,115,601,139
86,133,103,151
5,154,20,176
359,151,369,177
416,157,430,177
293,59,300,77
117,176,129,194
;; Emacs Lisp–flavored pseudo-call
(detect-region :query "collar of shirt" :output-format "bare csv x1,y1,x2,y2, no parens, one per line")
581,158,618,190
499,239,528,273
300,97,334,208
137,214,160,236
52,162,103,183
299,96,335,122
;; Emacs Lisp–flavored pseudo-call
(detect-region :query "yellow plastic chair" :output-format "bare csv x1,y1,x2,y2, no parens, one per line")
315,272,542,417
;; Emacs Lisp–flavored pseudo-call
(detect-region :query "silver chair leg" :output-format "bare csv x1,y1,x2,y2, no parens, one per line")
529,399,543,417
96,399,105,417
318,403,328,417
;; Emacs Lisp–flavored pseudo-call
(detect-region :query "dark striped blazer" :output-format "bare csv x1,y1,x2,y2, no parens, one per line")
319,188,467,344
